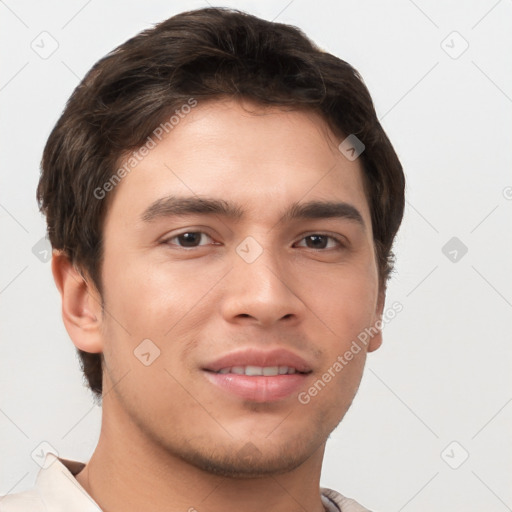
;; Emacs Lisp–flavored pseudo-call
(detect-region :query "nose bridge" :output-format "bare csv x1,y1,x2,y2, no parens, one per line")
222,233,303,324
235,233,288,293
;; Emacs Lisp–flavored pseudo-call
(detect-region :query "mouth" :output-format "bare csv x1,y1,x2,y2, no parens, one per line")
210,365,307,376
202,348,313,403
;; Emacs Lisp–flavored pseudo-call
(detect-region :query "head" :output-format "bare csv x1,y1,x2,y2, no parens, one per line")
38,7,404,476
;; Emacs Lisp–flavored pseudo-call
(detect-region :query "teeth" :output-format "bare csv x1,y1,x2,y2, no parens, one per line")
216,365,298,376
246,365,263,376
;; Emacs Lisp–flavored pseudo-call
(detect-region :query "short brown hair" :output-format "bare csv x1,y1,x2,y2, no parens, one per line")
37,7,405,401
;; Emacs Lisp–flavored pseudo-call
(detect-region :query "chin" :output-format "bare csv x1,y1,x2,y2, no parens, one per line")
164,425,326,479
180,445,309,478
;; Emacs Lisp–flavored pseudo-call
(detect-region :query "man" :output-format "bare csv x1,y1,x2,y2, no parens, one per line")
1,7,404,512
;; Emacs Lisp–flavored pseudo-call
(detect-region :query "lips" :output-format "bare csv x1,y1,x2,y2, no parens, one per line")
216,365,298,376
202,348,313,402
202,348,313,374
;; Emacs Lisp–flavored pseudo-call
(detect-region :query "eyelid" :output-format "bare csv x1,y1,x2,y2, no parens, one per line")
162,229,348,250
294,232,348,249
162,229,216,247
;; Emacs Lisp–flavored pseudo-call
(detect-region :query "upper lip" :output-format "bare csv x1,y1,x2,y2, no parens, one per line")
203,348,313,373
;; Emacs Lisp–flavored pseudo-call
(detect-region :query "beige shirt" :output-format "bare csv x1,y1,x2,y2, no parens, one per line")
0,453,371,512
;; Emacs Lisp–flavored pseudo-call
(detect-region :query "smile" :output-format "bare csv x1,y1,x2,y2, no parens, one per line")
214,365,304,376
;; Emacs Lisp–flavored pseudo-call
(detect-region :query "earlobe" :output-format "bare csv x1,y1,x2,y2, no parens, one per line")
367,289,385,353
51,250,103,354
367,329,382,353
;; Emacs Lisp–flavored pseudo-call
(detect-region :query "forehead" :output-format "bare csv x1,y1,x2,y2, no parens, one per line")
104,98,371,231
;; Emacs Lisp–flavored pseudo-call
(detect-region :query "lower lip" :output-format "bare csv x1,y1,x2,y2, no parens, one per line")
203,371,308,402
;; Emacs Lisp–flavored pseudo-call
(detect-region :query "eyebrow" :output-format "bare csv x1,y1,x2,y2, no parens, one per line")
140,195,366,230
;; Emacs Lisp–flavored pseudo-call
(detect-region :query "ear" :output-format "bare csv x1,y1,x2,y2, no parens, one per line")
51,250,104,354
367,288,386,353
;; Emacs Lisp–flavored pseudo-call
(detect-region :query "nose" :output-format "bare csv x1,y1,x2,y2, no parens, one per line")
219,239,305,328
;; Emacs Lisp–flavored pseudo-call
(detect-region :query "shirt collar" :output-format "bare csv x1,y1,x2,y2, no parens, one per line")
35,452,102,512
35,453,353,512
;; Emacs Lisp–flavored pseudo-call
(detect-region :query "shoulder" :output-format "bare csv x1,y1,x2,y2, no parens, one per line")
0,453,95,512
320,487,374,512
0,489,45,512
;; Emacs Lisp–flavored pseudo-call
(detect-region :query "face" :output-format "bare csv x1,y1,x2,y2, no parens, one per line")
95,98,383,477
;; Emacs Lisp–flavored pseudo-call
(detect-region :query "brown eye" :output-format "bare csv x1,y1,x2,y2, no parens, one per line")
165,232,213,248
295,234,344,250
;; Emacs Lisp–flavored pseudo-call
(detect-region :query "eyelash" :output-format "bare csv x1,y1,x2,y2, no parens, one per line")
161,231,347,251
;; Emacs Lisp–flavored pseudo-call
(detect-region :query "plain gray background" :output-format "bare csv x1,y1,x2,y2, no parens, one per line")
1,0,511,510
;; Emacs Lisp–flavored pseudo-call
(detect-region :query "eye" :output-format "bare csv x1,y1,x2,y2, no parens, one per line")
162,231,346,251
163,231,215,248
294,234,345,250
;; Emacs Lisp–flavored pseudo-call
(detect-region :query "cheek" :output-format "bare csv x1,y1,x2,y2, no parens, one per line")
303,261,379,340
101,248,218,336
99,251,225,385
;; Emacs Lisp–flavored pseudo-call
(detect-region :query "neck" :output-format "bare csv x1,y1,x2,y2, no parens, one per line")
75,398,327,512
